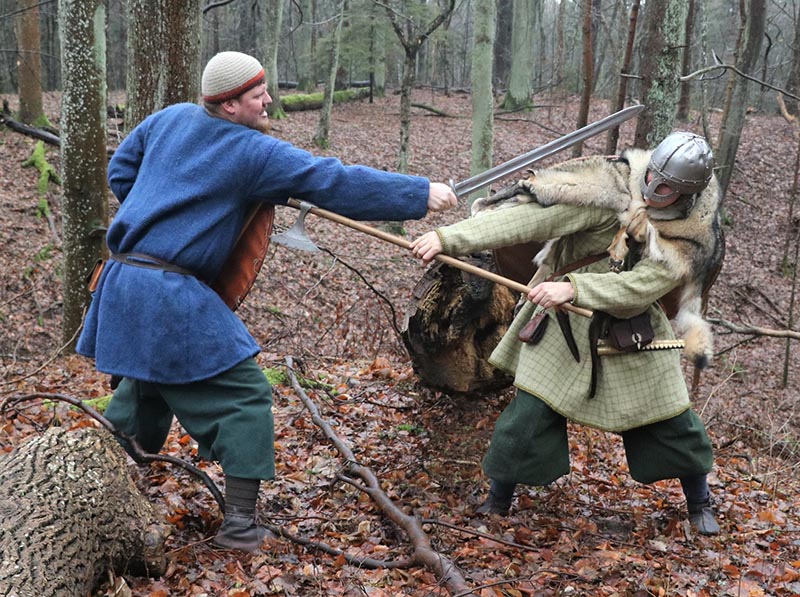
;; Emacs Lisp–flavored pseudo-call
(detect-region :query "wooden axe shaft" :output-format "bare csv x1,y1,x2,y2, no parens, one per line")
286,198,593,318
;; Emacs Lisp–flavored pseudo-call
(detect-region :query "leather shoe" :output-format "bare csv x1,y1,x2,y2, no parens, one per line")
475,495,511,516
687,501,721,535
213,514,276,552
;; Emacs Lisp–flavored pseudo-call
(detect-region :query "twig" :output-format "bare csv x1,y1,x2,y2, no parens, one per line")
708,318,800,340
0,392,225,509
285,355,475,595
681,62,800,103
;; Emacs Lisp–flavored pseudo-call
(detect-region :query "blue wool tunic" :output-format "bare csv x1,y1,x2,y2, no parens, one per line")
77,103,430,383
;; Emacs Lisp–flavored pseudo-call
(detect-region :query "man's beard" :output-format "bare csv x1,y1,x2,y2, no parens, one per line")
252,117,271,134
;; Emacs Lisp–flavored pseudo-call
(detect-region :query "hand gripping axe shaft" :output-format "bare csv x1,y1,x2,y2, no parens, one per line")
271,197,593,318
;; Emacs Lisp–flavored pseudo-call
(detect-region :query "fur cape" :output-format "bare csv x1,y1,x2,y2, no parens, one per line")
471,149,724,368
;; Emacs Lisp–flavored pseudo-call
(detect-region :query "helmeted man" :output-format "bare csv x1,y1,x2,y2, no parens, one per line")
411,131,723,535
77,51,457,552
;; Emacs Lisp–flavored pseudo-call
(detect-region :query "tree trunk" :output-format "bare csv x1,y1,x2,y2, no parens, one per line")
470,0,495,206
572,0,593,158
313,0,346,149
263,0,286,119
633,0,688,148
126,0,200,131
16,0,44,124
715,0,766,198
59,0,109,351
676,0,697,121
296,0,316,92
402,256,515,395
605,0,640,154
501,0,537,111
0,427,167,596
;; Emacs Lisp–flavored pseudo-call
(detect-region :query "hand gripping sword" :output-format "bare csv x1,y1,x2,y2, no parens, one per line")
449,104,645,198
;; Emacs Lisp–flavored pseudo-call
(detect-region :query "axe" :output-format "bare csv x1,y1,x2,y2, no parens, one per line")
271,197,594,318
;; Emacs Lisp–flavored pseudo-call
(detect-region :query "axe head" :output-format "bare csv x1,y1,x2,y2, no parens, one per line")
270,202,320,252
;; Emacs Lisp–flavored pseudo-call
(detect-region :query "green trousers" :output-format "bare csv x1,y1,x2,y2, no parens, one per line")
483,389,713,485
104,357,274,480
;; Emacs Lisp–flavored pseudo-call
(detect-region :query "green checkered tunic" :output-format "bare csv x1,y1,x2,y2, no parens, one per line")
437,201,691,432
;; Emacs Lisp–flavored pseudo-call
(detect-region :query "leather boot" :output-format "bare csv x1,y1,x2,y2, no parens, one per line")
475,479,515,515
213,511,276,552
680,474,720,535
687,500,721,536
213,475,276,552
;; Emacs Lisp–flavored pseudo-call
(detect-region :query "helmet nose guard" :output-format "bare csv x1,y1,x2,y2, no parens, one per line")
641,132,714,206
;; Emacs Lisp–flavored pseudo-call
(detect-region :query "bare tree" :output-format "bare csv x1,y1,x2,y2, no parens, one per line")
383,0,456,172
314,0,346,149
715,0,766,197
676,0,697,121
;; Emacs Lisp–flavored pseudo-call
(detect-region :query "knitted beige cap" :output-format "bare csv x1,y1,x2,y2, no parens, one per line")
202,52,265,103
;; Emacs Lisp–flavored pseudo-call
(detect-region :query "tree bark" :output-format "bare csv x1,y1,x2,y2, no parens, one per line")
470,0,496,206
0,427,167,596
715,0,766,198
633,0,688,148
16,0,44,124
605,0,640,154
572,0,593,157
402,256,515,394
59,0,109,352
126,0,200,131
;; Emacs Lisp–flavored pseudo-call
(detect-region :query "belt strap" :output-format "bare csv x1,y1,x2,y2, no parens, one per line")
110,252,198,278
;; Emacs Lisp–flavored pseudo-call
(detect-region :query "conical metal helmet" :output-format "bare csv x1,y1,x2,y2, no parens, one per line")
641,132,714,207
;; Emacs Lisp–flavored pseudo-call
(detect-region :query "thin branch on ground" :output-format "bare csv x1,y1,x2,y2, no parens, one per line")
285,355,475,595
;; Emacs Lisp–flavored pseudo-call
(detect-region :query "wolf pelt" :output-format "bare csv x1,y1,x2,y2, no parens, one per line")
471,149,724,369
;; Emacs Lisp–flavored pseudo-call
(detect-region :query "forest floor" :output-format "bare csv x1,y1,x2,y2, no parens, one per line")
1,89,800,596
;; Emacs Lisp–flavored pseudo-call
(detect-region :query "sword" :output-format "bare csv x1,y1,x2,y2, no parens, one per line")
450,104,645,198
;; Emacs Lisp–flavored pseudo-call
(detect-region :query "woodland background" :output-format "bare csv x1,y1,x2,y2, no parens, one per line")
2,0,800,595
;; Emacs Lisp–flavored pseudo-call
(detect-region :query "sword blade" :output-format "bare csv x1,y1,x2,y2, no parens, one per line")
452,104,645,198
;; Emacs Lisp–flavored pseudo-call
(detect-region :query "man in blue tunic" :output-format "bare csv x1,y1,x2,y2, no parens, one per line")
77,51,457,552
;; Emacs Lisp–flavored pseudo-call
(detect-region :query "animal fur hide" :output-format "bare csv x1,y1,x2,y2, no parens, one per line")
471,150,724,369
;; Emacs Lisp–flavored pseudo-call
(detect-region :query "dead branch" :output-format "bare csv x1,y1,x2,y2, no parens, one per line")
681,61,800,103
285,356,475,596
708,318,800,340
411,102,459,118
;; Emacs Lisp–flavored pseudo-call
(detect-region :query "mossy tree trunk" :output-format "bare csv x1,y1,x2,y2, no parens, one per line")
633,0,688,148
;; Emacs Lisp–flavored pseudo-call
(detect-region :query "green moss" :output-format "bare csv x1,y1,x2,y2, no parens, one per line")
22,141,61,198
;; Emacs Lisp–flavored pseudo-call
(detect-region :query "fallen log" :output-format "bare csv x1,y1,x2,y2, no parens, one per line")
0,426,167,596
282,87,370,112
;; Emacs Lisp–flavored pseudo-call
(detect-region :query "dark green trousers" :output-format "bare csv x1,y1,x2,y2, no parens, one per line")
483,389,713,485
104,357,274,480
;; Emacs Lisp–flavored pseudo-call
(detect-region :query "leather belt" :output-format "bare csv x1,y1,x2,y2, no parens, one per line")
109,252,199,279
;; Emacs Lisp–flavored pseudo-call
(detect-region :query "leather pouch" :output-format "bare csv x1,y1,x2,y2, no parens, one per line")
518,311,549,344
86,259,106,292
605,312,654,352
